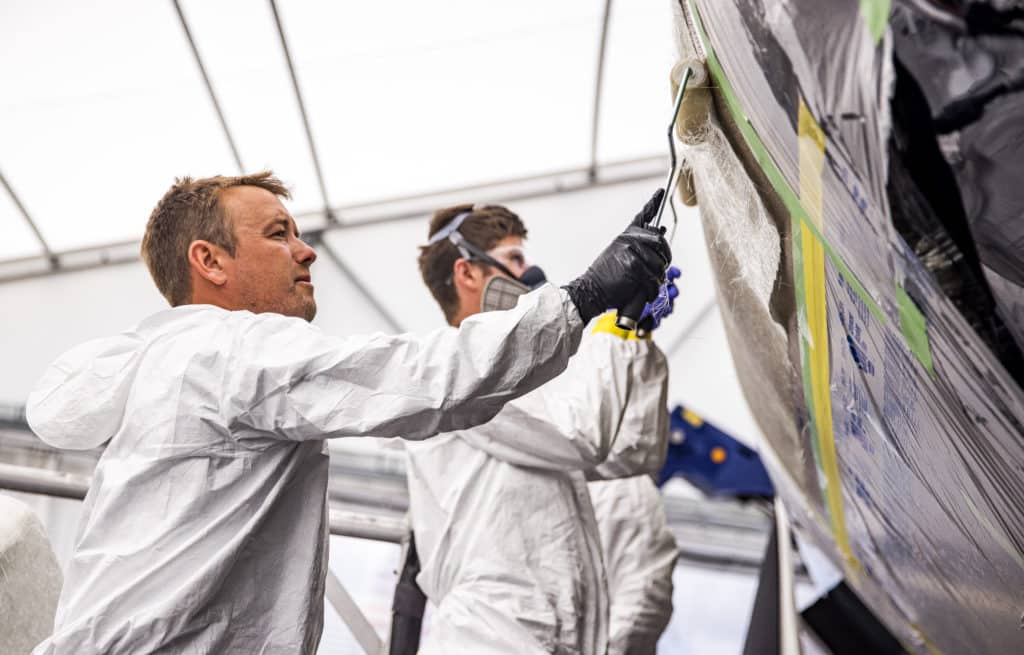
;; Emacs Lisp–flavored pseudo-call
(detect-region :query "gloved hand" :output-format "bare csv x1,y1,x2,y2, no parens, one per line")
638,265,681,331
563,189,672,324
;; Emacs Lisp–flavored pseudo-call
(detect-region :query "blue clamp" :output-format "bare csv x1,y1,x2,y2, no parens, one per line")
657,405,774,499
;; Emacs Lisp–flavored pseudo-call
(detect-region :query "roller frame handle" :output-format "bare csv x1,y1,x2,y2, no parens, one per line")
615,297,647,332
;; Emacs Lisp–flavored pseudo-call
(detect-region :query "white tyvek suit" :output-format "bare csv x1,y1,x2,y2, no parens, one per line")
405,314,670,655
25,285,583,655
587,475,678,655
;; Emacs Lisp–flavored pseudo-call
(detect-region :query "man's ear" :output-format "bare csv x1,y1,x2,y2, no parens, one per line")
188,240,229,287
452,258,483,292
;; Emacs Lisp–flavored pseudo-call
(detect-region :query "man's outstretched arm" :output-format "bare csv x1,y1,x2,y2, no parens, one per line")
228,194,671,442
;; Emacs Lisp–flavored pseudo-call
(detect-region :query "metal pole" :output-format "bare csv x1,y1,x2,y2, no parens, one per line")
328,508,405,544
775,499,801,655
0,462,89,500
0,169,56,268
268,0,334,222
171,0,246,173
2,457,781,571
743,517,781,655
325,570,384,654
588,0,613,181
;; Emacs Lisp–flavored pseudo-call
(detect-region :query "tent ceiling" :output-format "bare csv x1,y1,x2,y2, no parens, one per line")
0,0,677,265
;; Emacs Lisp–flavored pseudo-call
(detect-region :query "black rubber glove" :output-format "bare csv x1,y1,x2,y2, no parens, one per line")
562,189,672,324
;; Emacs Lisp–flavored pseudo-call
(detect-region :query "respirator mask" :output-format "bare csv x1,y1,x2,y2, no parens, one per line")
480,258,547,312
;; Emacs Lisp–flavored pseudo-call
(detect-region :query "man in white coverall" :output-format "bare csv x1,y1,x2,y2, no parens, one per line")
587,280,680,655
588,473,679,654
405,201,678,654
25,172,672,654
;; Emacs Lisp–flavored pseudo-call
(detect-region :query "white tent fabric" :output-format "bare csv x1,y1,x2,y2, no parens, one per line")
0,0,676,258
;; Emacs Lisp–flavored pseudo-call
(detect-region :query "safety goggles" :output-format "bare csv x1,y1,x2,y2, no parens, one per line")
482,244,530,276
427,210,526,283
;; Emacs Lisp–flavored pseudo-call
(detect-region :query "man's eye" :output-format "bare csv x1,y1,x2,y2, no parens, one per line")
271,230,287,238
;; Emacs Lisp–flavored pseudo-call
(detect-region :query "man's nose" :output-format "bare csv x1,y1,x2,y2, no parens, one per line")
294,238,317,266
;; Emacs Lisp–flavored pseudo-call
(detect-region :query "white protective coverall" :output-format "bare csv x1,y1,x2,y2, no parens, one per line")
587,474,678,655
25,285,583,655
405,313,670,655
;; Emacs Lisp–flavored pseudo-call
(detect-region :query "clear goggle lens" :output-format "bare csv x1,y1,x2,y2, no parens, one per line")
484,244,530,275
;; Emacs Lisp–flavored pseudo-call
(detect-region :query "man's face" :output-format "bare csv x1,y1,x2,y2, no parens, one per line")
219,185,318,321
452,234,527,322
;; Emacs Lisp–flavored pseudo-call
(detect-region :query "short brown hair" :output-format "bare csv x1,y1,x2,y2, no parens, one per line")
141,171,291,306
418,203,527,322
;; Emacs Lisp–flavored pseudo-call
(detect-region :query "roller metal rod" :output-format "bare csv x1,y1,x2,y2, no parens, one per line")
613,64,693,332
652,64,693,230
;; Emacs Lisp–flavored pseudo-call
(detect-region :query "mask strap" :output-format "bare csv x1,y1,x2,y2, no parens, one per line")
449,232,520,280
426,210,473,245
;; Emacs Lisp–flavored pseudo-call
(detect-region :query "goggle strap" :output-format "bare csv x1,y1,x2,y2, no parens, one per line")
426,210,473,246
451,233,519,280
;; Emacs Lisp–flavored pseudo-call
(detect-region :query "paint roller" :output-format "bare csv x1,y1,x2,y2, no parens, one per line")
614,58,711,333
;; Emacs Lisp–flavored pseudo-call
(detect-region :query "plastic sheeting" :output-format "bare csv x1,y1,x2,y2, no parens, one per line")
675,1,1024,652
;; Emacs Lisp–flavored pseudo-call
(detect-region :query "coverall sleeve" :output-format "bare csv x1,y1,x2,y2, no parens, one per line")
586,330,670,480
224,284,584,441
454,313,668,473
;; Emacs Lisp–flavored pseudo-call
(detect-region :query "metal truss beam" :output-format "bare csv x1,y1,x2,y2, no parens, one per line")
269,0,334,221
314,235,404,333
589,0,614,181
172,0,246,173
0,155,666,284
1,169,55,267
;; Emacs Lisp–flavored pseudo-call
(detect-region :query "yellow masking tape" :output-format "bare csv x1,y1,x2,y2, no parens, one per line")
798,99,859,570
798,101,826,229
